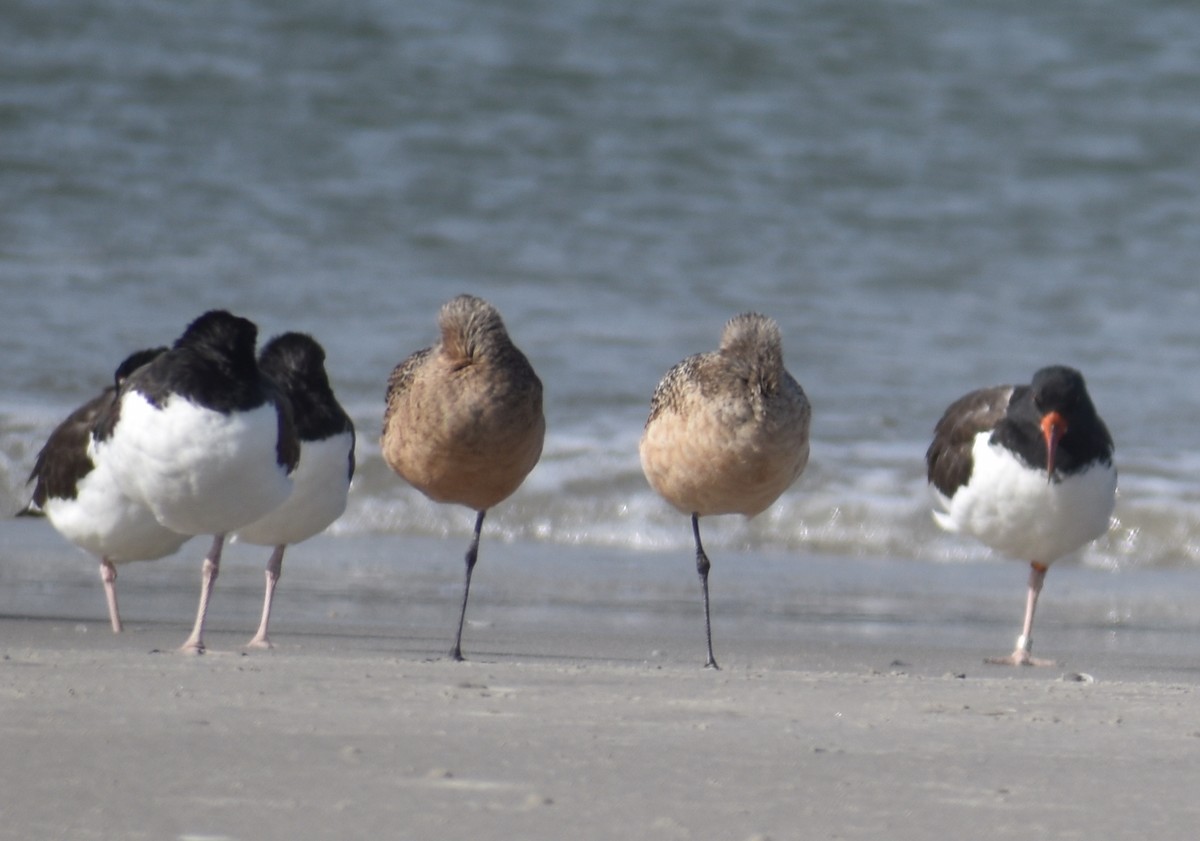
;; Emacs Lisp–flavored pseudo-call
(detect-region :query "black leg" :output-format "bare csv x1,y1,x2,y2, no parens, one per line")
451,510,487,661
692,513,719,670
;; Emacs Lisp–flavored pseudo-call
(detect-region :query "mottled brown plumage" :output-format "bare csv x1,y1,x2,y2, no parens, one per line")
640,312,811,668
381,294,545,660
641,312,811,519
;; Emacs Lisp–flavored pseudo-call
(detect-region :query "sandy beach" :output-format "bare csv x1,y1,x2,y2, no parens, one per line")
8,0,1200,837
4,522,1200,841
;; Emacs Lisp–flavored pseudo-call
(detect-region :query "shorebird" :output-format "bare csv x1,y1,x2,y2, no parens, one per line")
640,312,811,669
926,365,1117,666
25,347,190,633
382,294,544,661
234,332,356,649
91,310,299,653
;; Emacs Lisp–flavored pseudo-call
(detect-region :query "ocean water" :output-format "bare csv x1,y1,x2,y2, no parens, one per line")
3,0,1200,588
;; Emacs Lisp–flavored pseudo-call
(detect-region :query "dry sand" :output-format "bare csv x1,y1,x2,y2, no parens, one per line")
4,526,1200,840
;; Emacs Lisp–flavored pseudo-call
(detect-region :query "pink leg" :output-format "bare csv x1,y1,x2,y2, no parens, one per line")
247,545,286,649
99,558,122,634
987,562,1055,666
179,535,224,655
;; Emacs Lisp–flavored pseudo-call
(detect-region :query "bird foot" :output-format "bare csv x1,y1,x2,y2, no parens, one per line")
178,639,206,656
985,651,1056,667
245,636,273,650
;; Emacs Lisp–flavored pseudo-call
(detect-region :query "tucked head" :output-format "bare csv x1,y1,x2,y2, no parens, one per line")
106,309,269,417
720,312,782,355
175,309,260,366
257,331,349,444
438,294,509,361
258,332,329,386
718,312,786,384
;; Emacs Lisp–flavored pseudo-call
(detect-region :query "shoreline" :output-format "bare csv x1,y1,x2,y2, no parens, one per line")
5,524,1200,838
5,520,1200,678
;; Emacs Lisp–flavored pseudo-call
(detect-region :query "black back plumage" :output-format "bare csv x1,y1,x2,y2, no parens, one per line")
123,310,266,413
92,310,300,473
926,365,1114,498
27,347,168,506
925,384,1011,498
258,332,356,480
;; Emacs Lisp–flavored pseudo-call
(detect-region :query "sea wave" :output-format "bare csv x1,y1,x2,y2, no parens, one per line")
5,408,1198,571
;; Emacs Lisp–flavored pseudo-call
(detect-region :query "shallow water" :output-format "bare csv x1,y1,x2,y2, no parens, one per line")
6,522,1200,677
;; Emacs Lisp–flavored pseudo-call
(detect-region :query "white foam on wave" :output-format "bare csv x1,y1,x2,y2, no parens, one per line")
7,409,1200,570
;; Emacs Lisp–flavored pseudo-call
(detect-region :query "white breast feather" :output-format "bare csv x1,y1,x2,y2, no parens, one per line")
932,432,1116,563
234,431,353,547
44,456,190,562
92,393,293,536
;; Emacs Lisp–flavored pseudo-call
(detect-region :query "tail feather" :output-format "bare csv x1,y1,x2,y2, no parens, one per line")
16,500,46,518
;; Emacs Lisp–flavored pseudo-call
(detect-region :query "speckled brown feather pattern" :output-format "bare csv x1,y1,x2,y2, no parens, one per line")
382,347,432,431
381,295,544,513
640,313,810,518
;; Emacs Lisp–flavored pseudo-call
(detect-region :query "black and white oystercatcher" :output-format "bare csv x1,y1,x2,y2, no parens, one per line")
639,313,811,669
926,365,1117,666
234,332,356,649
91,310,300,653
381,294,545,661
26,348,190,633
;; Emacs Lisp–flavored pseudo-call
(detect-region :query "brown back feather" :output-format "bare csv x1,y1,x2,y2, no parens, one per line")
925,384,1013,497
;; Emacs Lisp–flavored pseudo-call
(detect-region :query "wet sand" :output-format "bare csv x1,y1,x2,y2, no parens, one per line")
4,522,1200,840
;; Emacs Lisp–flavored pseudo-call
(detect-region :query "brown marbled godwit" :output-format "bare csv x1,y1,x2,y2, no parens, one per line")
90,310,299,654
234,332,356,649
382,294,545,661
640,312,811,669
25,347,190,633
926,365,1116,666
